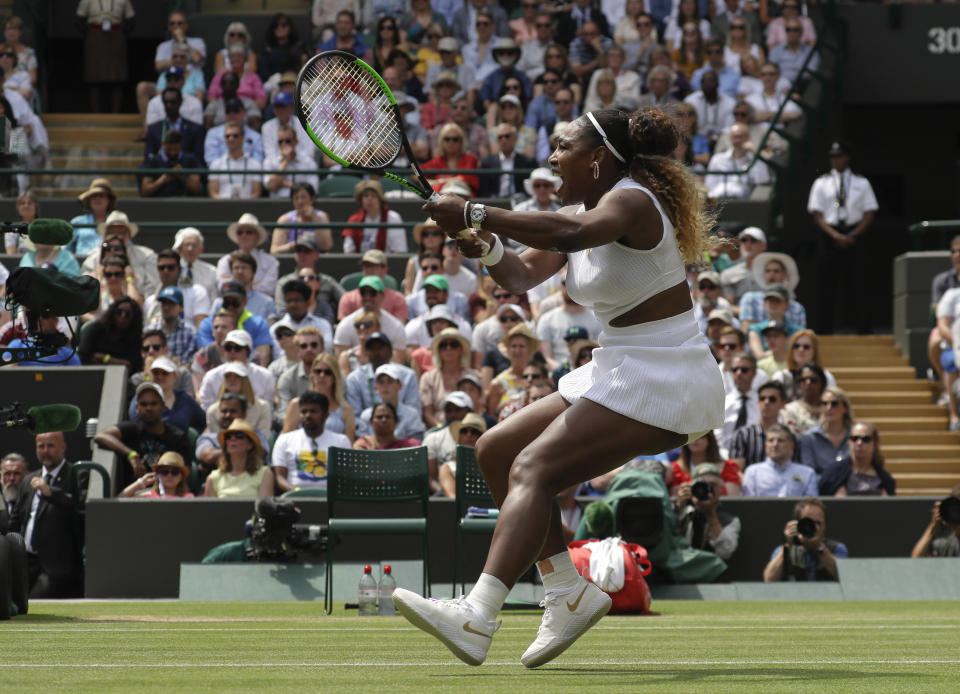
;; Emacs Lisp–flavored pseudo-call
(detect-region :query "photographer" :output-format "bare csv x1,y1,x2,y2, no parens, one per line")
675,463,740,561
910,484,960,558
763,497,848,582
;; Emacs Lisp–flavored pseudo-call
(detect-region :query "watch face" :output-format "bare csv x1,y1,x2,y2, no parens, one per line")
470,206,484,222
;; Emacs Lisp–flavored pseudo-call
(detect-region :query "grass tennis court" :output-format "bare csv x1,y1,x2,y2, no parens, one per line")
5,600,959,693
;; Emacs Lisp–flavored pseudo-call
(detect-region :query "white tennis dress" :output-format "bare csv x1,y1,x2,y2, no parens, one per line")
557,178,725,437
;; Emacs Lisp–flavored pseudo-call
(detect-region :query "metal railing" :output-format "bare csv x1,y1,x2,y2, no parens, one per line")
908,220,960,251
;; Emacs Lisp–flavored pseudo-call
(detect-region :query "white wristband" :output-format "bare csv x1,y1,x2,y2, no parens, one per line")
480,234,504,266
463,201,471,230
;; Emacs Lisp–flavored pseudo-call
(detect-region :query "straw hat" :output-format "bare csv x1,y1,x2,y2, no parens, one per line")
450,412,487,441
500,322,540,352
431,70,460,90
154,451,190,478
752,251,800,292
523,167,561,197
217,418,264,457
78,177,117,208
413,218,443,244
226,212,268,246
96,210,138,238
430,327,471,369
353,179,385,204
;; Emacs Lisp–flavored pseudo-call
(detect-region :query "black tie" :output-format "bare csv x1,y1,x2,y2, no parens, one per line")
735,394,749,429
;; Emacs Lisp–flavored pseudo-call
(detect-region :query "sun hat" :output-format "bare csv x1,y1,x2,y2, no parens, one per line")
752,251,800,292
173,227,203,249
430,326,471,368
155,451,189,477
450,412,487,440
523,167,561,197
226,213,268,246
97,210,138,238
217,418,264,457
78,177,117,208
149,356,177,373
354,179,385,204
500,322,540,352
413,218,443,244
360,249,387,265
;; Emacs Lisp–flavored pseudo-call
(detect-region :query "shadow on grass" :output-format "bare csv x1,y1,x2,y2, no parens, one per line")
526,666,937,684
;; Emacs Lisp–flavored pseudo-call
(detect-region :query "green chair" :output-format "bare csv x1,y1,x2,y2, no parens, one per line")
339,271,400,291
316,175,362,198
324,445,430,614
452,445,498,597
73,461,111,499
281,487,327,498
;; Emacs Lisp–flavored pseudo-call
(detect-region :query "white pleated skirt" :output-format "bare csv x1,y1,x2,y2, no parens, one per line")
558,309,724,438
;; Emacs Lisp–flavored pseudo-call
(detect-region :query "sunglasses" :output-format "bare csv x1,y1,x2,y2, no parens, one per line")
236,228,257,236
300,274,318,281
698,283,718,290
820,400,842,408
168,20,185,26
497,133,514,140
499,315,521,323
141,343,163,353
731,24,746,29
637,20,652,27
354,320,374,329
740,237,760,244
536,22,552,28
785,27,802,32
734,111,750,118
532,182,553,189
460,428,483,436
793,343,813,350
504,84,522,91
102,243,124,252
0,51,16,58
222,298,242,309
798,376,820,384
542,77,559,84
439,341,461,350
276,331,295,339
228,31,245,37
720,343,739,350
224,343,248,354
522,372,541,380
224,431,249,440
156,468,181,476
421,230,443,238
758,395,780,403
104,271,124,279
157,264,178,272
224,133,242,140
298,341,320,350
554,98,571,105
443,136,462,142
360,289,379,297
476,20,492,26
277,138,294,145
494,292,514,301
850,435,873,443
313,368,335,376
421,266,442,275
731,366,753,374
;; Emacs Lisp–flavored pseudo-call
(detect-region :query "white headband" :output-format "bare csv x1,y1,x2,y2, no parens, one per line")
586,111,626,164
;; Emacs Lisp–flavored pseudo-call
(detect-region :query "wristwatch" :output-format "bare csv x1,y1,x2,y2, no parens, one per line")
469,202,487,231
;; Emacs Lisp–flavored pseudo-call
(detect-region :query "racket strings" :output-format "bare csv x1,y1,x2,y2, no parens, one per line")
299,56,401,169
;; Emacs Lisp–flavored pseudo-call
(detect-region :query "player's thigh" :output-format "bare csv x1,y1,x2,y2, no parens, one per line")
510,397,687,495
475,391,569,501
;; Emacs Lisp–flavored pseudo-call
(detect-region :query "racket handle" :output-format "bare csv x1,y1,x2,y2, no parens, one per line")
457,228,491,255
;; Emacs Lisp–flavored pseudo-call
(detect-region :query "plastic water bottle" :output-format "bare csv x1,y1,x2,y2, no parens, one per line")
378,564,397,616
358,565,378,616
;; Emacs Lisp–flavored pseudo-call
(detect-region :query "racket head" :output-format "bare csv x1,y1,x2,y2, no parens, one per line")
295,51,405,173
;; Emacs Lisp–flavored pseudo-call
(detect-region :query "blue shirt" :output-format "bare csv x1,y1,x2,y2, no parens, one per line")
196,310,273,349
768,44,820,84
317,34,369,59
740,292,807,326
65,213,103,257
742,458,818,497
203,124,264,166
357,402,425,442
748,318,801,351
569,36,613,68
19,249,82,277
691,66,741,100
479,69,533,104
768,541,849,581
127,389,206,433
344,362,422,416
798,424,850,476
157,68,206,96
210,291,277,323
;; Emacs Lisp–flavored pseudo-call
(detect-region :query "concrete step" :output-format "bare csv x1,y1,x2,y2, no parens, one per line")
885,459,960,474
891,472,960,488
50,155,142,168
845,391,934,404
201,0,306,10
856,405,946,418
839,380,937,393
884,444,960,459
897,488,953,496
819,335,895,347
854,416,947,426
830,366,917,380
825,357,912,369
882,430,960,445
31,186,139,199
48,126,143,146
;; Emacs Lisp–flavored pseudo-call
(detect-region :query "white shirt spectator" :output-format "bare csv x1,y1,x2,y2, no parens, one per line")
742,458,818,497
745,90,801,125
424,425,457,465
261,152,321,199
155,36,207,69
333,307,407,351
806,169,878,227
215,248,279,297
404,311,474,348
143,284,211,326
342,209,407,254
462,40,499,85
271,313,334,355
683,91,736,139
721,365,768,397
271,428,351,489
198,360,276,410
145,92,203,126
209,153,263,200
715,389,760,456
536,306,602,362
704,149,770,199
261,116,315,163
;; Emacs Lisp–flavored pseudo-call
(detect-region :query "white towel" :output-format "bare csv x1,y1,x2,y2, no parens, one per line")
583,536,625,593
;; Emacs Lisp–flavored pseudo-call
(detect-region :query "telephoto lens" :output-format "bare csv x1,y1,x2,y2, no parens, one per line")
939,496,960,525
691,480,712,502
796,516,818,539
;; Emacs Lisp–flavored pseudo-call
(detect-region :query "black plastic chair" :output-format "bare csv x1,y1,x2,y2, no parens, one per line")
452,445,497,597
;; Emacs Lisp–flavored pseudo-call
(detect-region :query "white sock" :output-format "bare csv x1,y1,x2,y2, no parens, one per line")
466,573,509,622
537,550,580,593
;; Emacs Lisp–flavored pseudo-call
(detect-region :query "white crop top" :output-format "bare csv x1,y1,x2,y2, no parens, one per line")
564,177,686,328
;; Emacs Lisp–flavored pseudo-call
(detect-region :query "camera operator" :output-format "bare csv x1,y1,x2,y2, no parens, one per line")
910,484,960,558
763,497,847,582
675,463,740,561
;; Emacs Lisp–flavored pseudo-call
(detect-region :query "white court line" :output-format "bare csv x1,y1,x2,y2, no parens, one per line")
4,624,958,633
0,660,958,668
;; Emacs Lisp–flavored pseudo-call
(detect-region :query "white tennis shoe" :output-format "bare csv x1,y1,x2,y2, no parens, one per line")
520,576,612,668
392,588,501,666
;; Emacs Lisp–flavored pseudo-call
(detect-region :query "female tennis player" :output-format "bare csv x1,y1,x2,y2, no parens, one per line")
392,107,725,668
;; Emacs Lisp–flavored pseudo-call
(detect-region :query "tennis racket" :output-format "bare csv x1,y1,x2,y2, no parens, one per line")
294,50,484,246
